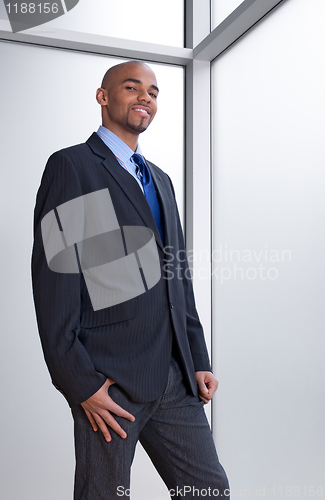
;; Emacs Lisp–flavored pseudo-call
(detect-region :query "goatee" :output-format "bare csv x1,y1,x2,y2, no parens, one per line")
126,118,147,134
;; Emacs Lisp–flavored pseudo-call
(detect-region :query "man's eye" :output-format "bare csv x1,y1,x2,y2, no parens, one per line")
149,93,157,99
126,86,136,91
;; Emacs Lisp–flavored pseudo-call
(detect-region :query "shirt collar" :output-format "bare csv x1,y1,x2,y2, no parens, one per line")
97,125,142,165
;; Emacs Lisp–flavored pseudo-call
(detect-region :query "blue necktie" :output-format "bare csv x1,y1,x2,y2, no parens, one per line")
132,154,164,245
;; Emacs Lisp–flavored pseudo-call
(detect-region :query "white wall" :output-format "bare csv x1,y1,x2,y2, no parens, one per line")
212,0,325,496
0,40,184,500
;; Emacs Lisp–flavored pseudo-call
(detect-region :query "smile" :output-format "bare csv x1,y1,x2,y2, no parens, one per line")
132,107,150,117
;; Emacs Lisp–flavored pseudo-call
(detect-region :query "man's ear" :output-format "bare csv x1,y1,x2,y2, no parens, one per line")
96,88,108,106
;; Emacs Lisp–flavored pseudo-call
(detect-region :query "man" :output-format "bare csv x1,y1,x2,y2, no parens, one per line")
32,61,229,499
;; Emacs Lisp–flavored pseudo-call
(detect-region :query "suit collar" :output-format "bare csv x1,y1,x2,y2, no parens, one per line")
86,133,165,250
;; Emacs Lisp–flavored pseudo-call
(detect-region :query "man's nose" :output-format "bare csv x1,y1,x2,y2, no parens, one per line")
138,91,151,103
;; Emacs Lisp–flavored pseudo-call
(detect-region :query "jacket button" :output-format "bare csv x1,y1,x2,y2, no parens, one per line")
170,302,174,309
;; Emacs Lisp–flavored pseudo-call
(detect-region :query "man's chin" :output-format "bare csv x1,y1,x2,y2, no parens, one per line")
127,120,149,134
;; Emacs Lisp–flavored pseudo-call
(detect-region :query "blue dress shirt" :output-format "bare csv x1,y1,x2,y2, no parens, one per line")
97,126,144,192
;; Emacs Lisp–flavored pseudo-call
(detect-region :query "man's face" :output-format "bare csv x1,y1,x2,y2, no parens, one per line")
101,63,158,139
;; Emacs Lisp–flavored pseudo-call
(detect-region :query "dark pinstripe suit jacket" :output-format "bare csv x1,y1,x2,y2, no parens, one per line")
32,133,211,405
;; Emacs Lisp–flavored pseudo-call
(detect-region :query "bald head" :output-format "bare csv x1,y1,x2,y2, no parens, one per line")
101,61,155,92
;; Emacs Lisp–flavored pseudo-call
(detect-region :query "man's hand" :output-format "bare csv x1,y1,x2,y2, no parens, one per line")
195,371,219,404
81,378,135,442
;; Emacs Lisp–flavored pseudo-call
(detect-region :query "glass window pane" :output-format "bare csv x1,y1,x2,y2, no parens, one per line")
212,0,325,492
11,0,185,48
211,0,244,29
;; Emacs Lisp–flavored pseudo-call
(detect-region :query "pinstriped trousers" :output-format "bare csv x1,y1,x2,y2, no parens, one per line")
71,356,229,499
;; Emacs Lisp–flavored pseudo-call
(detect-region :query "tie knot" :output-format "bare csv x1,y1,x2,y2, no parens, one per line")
132,153,145,166
132,154,148,184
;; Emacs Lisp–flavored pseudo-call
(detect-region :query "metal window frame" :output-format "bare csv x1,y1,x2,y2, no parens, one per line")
0,0,286,427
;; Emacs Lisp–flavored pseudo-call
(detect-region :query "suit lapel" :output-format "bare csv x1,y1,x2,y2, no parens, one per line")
86,133,165,250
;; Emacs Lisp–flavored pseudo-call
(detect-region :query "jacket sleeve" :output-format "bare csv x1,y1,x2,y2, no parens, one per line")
168,176,212,373
31,151,107,405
